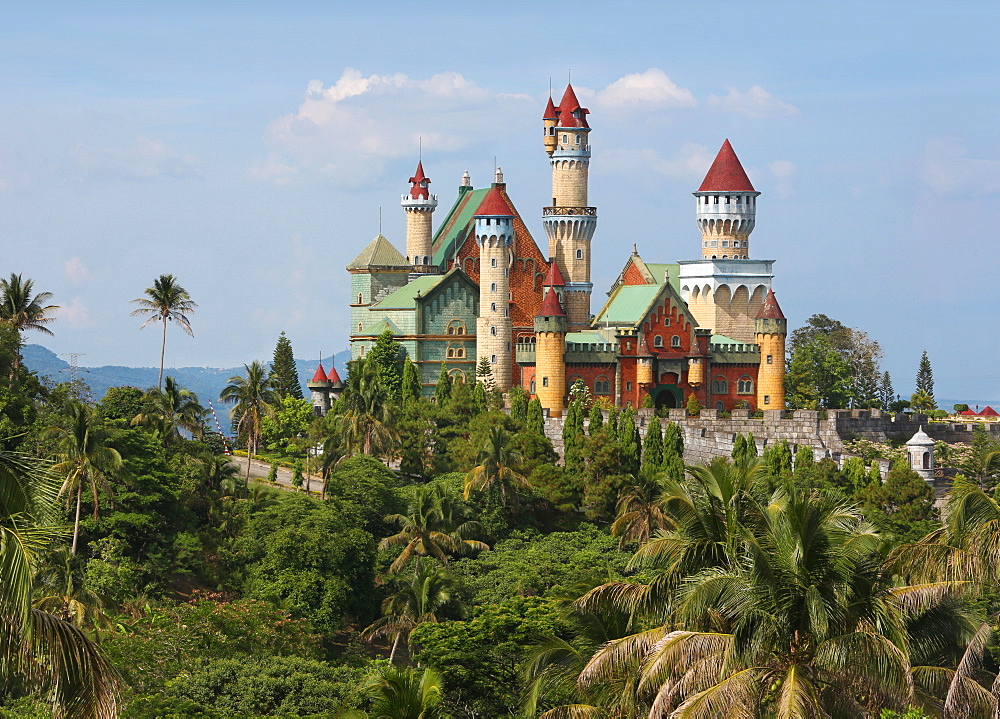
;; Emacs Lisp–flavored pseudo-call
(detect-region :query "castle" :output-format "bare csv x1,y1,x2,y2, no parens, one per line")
310,83,788,418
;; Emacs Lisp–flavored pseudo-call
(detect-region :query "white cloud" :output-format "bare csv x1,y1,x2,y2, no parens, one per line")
64,257,91,284
257,69,534,185
708,86,797,119
74,136,203,180
595,69,696,110
603,143,715,182
919,138,1000,196
58,297,92,328
769,160,796,199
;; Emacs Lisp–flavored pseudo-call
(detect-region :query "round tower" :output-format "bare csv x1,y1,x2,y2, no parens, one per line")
754,289,787,410
401,161,438,274
475,186,515,391
906,426,936,483
534,262,567,418
694,140,759,259
636,332,653,389
306,362,332,416
542,83,596,332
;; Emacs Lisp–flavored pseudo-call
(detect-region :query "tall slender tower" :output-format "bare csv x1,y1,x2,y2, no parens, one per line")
534,261,567,417
754,289,786,410
475,186,515,391
542,84,596,331
694,140,759,259
401,161,438,274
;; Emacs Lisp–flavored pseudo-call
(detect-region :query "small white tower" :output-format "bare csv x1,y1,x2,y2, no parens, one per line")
693,140,760,260
906,426,936,483
401,161,438,274
474,186,515,391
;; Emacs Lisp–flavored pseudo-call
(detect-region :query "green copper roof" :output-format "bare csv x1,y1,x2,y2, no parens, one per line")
361,317,402,336
431,188,490,266
372,274,446,310
347,234,409,271
566,332,608,343
593,284,662,326
645,263,680,293
710,334,743,345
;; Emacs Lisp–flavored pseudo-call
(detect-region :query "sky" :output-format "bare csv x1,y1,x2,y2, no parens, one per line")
0,0,997,403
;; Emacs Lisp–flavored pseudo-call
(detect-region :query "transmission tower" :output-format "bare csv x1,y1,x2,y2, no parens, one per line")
59,353,89,384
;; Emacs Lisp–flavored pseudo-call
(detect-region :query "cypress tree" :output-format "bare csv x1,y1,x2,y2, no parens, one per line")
368,330,403,402
619,408,640,476
915,350,934,400
731,434,746,463
745,432,758,460
794,446,815,474
607,407,620,435
662,422,685,481
867,461,882,486
471,381,488,413
401,356,422,404
763,439,793,479
563,398,586,475
643,418,664,474
843,456,867,493
879,371,894,412
527,398,544,435
510,385,528,423
269,332,303,400
435,364,452,403
588,403,604,433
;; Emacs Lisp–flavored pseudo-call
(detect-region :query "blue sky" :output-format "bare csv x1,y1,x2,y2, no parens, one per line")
1,1,997,403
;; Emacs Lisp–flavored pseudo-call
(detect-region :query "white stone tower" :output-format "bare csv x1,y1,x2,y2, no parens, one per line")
475,185,515,390
401,161,438,274
694,139,759,260
542,84,596,332
906,426,936,483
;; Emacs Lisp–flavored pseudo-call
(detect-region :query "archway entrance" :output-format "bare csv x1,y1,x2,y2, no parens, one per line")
651,385,681,410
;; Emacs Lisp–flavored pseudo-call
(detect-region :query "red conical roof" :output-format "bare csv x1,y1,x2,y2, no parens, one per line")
698,139,755,192
474,186,513,216
755,289,785,320
542,260,566,287
980,406,999,417
559,83,581,111
556,83,589,128
536,287,565,317
637,332,653,357
310,363,328,383
543,95,558,120
408,161,430,199
327,364,342,384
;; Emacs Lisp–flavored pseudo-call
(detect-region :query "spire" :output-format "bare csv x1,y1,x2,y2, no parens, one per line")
408,160,430,199
461,170,471,187
542,260,566,287
755,289,785,320
536,285,566,317
698,139,755,192
474,186,513,217
556,83,590,128
310,363,329,384
543,95,558,120
327,364,343,385
637,332,653,357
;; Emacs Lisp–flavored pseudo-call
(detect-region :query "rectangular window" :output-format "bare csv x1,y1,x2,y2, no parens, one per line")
764,395,770,405
713,195,719,204
766,355,773,364
725,196,730,204
542,377,549,387
722,241,729,248
664,318,670,326
626,381,632,391
490,258,497,268
491,354,497,364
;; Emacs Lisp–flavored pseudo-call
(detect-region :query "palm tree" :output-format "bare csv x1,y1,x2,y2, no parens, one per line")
609,470,676,548
220,360,278,485
32,547,112,636
463,425,531,510
130,274,196,391
359,665,445,719
43,402,123,555
0,273,58,378
131,375,206,441
380,484,488,574
0,449,120,716
361,558,462,662
339,358,399,458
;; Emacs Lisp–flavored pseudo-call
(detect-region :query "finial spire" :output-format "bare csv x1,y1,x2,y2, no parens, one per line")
495,165,504,184
461,170,471,187
378,207,382,235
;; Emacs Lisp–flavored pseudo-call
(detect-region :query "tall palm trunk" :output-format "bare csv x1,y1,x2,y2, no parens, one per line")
71,481,83,556
158,312,167,391
389,632,401,664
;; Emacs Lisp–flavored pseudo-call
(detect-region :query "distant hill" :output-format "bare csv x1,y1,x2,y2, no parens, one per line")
22,345,351,434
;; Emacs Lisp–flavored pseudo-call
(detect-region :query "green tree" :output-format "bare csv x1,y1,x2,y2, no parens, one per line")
220,360,278,483
98,386,145,422
526,398,544,436
401,356,422,404
880,371,896,412
0,450,121,716
132,375,206,441
610,470,674,547
339,358,398,458
44,401,124,555
360,665,445,719
915,349,935,400
562,397,586,476
130,274,196,391
618,407,640,477
368,330,403,403
642,417,663,473
762,438,793,481
662,421,685,482
463,426,531,512
856,458,936,542
0,273,58,380
268,331,302,400
260,395,314,453
587,403,604,434
434,364,451,403
509,385,528,424
361,558,462,662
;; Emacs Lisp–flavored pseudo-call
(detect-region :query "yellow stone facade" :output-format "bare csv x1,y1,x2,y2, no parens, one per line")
755,326,786,410
405,208,433,267
685,284,766,344
476,238,513,391
699,221,751,259
535,328,566,418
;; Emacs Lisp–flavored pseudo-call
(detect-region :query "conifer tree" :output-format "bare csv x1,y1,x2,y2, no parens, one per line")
662,421,685,481
509,385,528,423
867,461,882,486
607,407,620,435
434,364,451,403
763,439,793,480
368,330,404,402
842,456,867,493
619,407,640,476
471,381,488,413
794,446,815,475
915,350,934,399
526,398,544,435
401,356,422,404
879,371,894,412
563,398,586,475
588,403,604,433
269,332,303,400
642,418,664,474
732,434,746,464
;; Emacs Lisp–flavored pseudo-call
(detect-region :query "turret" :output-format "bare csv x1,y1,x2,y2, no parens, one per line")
543,83,596,332
906,427,936,483
401,161,438,274
636,332,654,390
533,263,567,418
474,186,515,391
754,289,786,410
694,140,759,259
307,362,332,416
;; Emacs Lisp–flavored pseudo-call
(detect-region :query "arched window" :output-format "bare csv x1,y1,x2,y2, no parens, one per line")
490,326,497,336
447,326,455,335
576,249,583,259
595,376,611,395
490,302,497,312
671,335,681,348
491,354,497,364
530,379,536,393
664,317,671,326
653,335,663,348
449,369,465,384
716,401,725,411
447,347,454,358
360,346,366,358
923,452,930,469
713,377,728,394
358,323,363,333
737,377,754,394
447,320,466,336
490,282,497,292
357,293,363,304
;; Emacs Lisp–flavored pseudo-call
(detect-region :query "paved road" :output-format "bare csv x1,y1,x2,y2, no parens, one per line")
228,455,323,496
